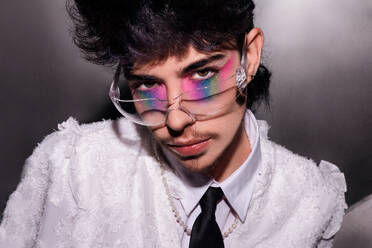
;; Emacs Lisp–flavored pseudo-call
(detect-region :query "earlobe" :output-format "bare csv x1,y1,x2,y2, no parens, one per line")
245,28,264,80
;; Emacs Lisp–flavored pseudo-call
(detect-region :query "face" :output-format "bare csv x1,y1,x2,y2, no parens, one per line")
130,46,250,179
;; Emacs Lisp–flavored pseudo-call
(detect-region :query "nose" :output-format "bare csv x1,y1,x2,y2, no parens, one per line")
165,107,194,133
164,81,194,133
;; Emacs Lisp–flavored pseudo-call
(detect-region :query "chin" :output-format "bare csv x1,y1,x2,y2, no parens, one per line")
174,150,219,174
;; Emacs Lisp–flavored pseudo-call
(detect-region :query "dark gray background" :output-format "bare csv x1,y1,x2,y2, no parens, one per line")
1,0,371,215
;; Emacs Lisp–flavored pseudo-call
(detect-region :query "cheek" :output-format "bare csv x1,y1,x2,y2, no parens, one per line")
194,103,246,149
149,126,169,143
213,108,245,140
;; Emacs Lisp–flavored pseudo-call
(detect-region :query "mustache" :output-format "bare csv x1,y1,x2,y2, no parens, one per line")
191,125,207,138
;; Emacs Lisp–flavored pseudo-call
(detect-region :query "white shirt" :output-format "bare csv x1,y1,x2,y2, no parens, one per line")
163,110,262,247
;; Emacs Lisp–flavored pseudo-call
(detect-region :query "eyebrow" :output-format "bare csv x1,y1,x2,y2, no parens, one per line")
125,53,226,82
125,73,160,82
180,53,226,76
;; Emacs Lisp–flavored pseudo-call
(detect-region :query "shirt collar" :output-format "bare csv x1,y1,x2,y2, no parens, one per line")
162,110,262,222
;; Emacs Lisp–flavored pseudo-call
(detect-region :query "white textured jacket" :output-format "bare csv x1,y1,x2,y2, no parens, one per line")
0,117,347,248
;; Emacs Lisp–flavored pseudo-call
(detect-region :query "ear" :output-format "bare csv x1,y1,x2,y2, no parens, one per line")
244,28,264,82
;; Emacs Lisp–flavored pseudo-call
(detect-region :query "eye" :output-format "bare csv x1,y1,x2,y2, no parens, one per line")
131,81,161,91
191,69,216,80
138,82,157,90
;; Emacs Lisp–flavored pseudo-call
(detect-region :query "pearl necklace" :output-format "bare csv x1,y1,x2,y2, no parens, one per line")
159,161,239,238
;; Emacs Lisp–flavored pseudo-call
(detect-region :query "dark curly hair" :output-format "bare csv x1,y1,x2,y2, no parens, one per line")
67,0,271,110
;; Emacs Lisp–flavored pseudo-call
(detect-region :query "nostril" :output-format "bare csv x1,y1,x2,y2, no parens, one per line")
166,126,184,137
165,109,194,134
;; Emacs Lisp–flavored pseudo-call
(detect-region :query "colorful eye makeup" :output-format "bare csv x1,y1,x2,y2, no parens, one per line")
181,76,219,100
131,53,236,110
181,54,235,100
132,84,167,111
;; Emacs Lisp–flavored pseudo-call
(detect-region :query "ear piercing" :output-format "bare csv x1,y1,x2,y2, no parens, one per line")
236,66,247,89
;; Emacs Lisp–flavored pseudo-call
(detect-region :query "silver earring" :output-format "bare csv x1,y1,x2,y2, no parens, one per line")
236,66,247,89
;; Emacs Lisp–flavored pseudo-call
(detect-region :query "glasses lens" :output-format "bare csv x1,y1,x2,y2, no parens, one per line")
110,72,169,126
181,85,237,120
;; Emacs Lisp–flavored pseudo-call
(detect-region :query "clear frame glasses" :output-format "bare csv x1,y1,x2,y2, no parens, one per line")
109,44,248,127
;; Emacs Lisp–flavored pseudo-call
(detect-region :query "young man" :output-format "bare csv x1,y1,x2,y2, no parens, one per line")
0,0,346,247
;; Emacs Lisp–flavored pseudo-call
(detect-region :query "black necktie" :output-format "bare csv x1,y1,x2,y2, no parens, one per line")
189,187,224,248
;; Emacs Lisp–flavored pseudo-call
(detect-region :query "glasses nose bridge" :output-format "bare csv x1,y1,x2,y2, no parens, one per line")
166,80,185,109
165,104,196,126
168,91,183,105
167,92,186,114
166,91,196,123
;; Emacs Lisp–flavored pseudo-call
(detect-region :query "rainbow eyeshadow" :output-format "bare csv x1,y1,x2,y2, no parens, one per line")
129,54,236,111
181,54,235,100
181,77,219,100
132,84,167,111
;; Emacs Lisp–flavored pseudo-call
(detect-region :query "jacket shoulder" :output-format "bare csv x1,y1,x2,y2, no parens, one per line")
34,117,145,161
268,140,347,239
0,117,152,246
271,141,346,198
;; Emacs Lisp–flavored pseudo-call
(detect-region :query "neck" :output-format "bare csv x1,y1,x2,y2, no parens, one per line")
209,122,251,182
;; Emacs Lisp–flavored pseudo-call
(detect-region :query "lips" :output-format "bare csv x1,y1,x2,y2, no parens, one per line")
168,138,210,157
